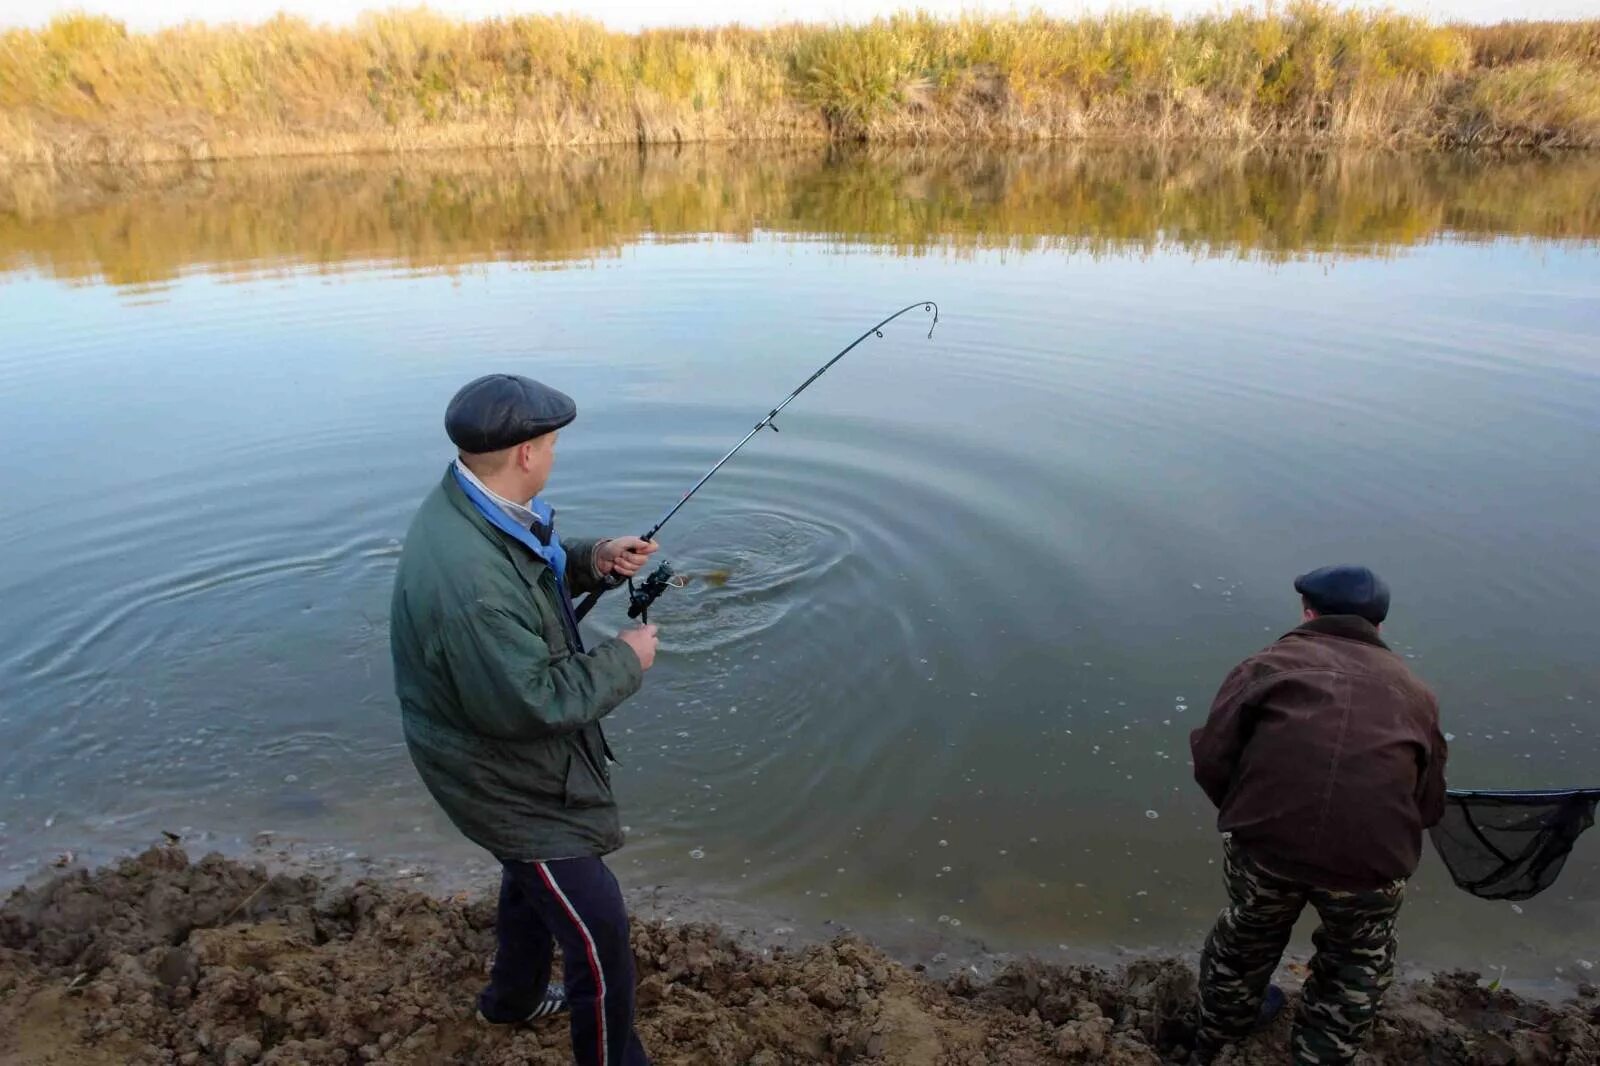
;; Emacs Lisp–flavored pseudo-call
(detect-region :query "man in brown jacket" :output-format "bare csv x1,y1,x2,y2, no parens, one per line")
1189,565,1448,1066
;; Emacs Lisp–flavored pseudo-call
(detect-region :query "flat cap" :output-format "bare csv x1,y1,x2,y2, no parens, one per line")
445,374,576,454
1294,565,1391,625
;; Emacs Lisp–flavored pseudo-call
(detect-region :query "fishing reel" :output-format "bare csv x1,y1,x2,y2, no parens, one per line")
627,562,681,622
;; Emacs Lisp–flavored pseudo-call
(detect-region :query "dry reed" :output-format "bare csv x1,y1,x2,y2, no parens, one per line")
1,7,1598,164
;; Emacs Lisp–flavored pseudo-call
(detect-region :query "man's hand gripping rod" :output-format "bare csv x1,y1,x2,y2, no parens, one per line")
575,301,940,623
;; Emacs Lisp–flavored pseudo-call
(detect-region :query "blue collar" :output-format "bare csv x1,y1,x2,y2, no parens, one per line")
451,464,568,582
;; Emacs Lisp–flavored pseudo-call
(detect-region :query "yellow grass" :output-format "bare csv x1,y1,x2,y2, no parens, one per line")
1458,60,1600,147
1,7,1598,163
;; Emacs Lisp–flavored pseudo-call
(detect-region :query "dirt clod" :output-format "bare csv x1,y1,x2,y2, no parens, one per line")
2,848,1596,1064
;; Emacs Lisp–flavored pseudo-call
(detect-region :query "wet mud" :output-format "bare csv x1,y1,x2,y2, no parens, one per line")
2,847,1596,1064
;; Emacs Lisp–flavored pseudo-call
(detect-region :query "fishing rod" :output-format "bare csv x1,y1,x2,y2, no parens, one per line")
575,300,940,623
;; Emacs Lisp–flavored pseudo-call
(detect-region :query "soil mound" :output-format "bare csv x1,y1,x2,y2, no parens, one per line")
2,847,1595,1064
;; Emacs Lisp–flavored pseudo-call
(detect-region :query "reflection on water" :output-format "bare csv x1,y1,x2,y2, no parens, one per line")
1,145,1597,989
5,146,1600,288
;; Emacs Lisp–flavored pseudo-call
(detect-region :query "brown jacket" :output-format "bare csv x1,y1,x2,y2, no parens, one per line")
1190,615,1448,891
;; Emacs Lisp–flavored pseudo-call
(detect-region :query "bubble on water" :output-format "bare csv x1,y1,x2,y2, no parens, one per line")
942,866,952,873
939,839,949,847
1144,810,1160,820
949,918,962,928
1511,904,1524,914
1445,732,1456,741
937,914,951,924
689,848,706,860
283,774,299,784
1191,583,1203,590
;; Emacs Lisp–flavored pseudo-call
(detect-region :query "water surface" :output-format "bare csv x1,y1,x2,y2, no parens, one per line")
2,145,1598,984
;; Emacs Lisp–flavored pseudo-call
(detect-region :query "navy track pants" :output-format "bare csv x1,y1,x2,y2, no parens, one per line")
477,857,650,1066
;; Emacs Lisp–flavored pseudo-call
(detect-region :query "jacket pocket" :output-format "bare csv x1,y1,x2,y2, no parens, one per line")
563,748,614,810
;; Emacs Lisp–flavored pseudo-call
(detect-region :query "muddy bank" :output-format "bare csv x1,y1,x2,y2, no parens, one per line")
1,847,1595,1065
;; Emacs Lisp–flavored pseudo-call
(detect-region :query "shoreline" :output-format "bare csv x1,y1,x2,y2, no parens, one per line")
3,846,1596,1064
2,829,1137,990
4,828,1583,1005
8,126,1600,170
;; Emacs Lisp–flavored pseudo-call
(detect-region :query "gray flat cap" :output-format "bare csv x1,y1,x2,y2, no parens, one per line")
1294,565,1391,625
445,374,576,453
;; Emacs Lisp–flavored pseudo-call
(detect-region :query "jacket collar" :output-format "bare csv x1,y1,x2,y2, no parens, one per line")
453,458,537,528
439,466,551,590
1291,614,1389,650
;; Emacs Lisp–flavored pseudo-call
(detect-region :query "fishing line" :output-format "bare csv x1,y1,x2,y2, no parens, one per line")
575,300,940,624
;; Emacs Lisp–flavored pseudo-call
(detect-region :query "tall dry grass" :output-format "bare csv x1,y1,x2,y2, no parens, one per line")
1,7,1598,164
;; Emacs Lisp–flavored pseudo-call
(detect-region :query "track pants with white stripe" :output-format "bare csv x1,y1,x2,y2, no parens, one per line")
477,857,650,1066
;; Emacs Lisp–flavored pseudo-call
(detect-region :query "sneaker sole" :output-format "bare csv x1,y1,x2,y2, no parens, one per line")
477,997,569,1026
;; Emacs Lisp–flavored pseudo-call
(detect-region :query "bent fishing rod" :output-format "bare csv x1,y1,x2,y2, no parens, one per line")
575,300,940,623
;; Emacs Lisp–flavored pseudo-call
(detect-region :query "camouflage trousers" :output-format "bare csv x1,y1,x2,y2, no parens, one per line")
1197,837,1405,1066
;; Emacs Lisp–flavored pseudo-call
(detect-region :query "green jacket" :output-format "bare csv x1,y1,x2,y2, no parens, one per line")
389,467,643,861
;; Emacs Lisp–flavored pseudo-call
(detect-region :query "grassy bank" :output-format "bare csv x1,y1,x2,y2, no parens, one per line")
2,8,1599,163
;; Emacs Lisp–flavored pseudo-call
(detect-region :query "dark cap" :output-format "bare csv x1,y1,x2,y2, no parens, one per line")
445,374,576,454
1294,565,1391,625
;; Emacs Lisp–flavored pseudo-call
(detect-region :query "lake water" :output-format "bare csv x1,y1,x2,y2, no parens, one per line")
2,146,1598,985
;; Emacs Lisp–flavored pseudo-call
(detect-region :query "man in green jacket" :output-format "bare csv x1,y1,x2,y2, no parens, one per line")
390,373,659,1066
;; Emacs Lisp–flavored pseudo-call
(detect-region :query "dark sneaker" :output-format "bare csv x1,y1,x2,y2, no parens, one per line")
1255,983,1287,1029
478,983,568,1025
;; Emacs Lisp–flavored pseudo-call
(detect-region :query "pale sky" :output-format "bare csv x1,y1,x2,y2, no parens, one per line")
4,0,1594,31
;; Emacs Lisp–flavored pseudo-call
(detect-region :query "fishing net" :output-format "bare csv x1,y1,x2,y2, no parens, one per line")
1430,788,1600,901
